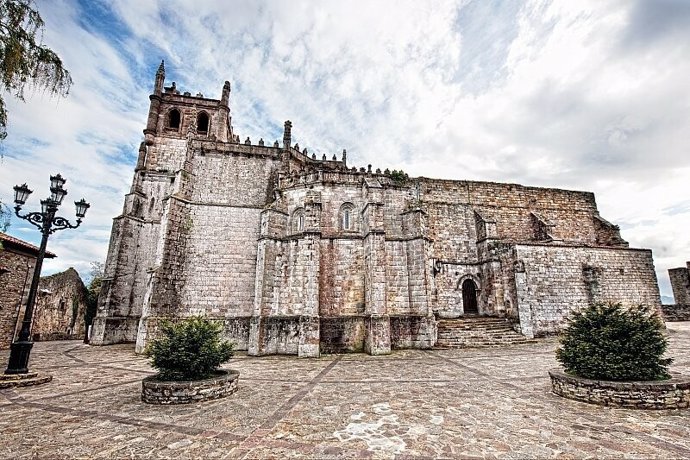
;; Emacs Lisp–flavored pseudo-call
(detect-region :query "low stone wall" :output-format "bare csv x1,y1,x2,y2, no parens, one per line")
0,372,53,389
549,369,690,409
141,369,239,404
390,315,435,350
320,316,366,353
660,304,690,322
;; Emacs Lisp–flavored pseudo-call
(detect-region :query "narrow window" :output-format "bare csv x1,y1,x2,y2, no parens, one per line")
343,209,350,230
197,112,209,133
168,109,181,129
293,208,305,233
339,203,356,231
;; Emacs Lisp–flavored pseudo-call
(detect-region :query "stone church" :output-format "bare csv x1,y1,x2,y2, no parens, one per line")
91,62,662,356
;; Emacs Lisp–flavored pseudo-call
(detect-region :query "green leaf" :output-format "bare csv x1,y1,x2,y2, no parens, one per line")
556,302,672,381
144,315,235,381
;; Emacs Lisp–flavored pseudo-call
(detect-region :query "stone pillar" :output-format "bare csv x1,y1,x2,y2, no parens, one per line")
669,265,690,305
298,315,320,357
362,178,390,355
248,211,269,356
298,191,322,357
515,270,534,339
402,206,435,347
144,61,165,146
247,316,262,356
249,206,290,356
283,120,292,149
217,81,231,142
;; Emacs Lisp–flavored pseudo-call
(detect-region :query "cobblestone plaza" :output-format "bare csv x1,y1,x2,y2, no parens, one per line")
1,322,689,459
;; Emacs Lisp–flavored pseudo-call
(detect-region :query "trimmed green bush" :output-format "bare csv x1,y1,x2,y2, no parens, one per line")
389,169,409,184
145,316,234,381
556,303,672,381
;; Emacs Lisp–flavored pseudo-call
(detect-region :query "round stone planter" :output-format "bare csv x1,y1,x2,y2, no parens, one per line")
549,368,690,410
142,369,239,405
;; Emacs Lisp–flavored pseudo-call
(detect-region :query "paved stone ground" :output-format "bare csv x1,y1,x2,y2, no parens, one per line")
1,322,689,459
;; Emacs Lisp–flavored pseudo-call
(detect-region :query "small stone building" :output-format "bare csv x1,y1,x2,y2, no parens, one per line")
663,262,690,321
0,232,56,349
91,63,663,356
33,267,89,341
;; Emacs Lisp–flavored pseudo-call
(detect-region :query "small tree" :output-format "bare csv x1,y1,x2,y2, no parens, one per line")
1,0,73,139
389,169,409,184
145,316,234,381
0,201,10,231
556,302,672,381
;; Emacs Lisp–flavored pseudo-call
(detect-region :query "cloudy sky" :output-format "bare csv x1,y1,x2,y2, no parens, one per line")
0,0,688,299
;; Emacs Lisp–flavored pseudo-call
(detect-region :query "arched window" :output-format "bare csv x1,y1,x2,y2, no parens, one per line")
197,112,209,133
292,208,305,233
167,109,181,129
339,203,356,231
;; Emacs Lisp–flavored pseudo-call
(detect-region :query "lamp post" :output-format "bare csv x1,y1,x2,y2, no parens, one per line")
4,174,90,375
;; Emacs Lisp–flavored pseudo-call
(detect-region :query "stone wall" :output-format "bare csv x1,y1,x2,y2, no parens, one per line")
320,316,366,353
319,239,365,316
418,180,603,245
513,245,660,337
91,172,171,345
390,316,435,349
141,369,240,405
669,262,690,306
253,316,300,355
549,369,690,409
33,268,88,341
181,205,261,317
660,304,690,322
0,247,35,349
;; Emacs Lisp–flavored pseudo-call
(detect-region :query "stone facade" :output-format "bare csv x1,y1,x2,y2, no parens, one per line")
91,63,663,356
664,262,690,321
0,232,56,349
33,267,89,341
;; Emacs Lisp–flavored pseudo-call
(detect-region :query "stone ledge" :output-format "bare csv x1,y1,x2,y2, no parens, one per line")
660,304,690,322
141,369,239,405
0,372,53,389
549,368,690,409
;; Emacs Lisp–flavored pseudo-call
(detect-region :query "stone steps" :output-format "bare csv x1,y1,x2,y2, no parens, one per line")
435,316,537,348
0,372,52,389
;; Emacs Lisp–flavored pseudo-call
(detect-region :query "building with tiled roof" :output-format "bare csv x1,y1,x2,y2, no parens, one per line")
0,232,57,349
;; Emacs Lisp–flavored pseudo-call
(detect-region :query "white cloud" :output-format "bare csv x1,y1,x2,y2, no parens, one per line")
1,0,688,298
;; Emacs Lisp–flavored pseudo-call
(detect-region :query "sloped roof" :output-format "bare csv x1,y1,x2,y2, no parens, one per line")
0,232,57,258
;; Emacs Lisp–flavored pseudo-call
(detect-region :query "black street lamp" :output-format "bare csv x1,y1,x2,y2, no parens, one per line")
4,174,90,375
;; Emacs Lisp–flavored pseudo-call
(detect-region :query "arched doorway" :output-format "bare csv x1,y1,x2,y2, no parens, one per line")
462,279,478,314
